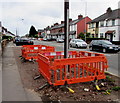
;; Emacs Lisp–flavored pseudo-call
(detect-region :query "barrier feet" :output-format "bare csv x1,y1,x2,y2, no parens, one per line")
94,80,101,91
34,75,41,80
29,58,35,63
37,82,50,91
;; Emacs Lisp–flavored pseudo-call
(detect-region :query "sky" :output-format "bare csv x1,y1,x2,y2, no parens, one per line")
0,0,119,36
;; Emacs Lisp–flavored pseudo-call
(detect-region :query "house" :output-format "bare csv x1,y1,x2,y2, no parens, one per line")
38,29,44,37
0,22,15,38
70,15,91,38
87,7,120,42
47,15,91,40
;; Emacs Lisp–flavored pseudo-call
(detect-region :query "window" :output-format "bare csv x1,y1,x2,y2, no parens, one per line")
92,23,94,28
100,21,104,27
106,20,108,26
100,33,104,38
112,19,115,26
89,24,91,28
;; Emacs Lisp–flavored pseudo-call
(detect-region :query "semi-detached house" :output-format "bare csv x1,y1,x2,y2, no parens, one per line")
87,7,120,42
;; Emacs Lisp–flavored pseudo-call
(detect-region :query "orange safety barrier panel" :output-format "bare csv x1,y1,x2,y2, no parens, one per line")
21,45,55,60
38,51,108,86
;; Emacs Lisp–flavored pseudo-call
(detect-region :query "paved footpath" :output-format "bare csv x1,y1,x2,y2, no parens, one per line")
0,43,2,102
2,42,41,101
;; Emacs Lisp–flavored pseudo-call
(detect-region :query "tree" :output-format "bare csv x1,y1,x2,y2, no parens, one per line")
29,25,38,37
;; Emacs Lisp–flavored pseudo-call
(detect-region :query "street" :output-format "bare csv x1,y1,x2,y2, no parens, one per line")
34,40,119,77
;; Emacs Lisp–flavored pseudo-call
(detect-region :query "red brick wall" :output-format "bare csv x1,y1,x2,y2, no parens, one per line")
77,17,91,35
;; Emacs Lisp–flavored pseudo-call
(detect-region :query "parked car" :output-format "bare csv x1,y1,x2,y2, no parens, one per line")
13,37,20,43
43,37,47,41
15,38,34,46
89,40,119,53
69,39,87,48
56,38,64,43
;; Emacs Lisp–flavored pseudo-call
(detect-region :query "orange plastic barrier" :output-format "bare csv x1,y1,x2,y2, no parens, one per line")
38,51,108,86
21,45,55,60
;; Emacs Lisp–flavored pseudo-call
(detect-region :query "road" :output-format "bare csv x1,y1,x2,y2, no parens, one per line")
34,40,119,77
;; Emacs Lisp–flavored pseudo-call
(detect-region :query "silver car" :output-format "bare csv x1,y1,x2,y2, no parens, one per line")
69,39,87,48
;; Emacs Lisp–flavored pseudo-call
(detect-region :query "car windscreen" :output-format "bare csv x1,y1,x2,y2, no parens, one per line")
102,40,112,45
76,40,83,42
20,39,29,42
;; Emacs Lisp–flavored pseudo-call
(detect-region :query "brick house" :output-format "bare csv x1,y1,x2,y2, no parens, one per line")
47,15,91,40
70,15,92,38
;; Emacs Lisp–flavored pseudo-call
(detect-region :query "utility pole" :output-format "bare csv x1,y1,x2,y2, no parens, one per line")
64,0,69,58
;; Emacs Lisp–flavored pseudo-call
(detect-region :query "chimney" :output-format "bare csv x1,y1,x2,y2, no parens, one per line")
61,21,64,24
78,14,83,19
54,23,59,26
69,18,72,22
106,7,112,13
51,25,54,28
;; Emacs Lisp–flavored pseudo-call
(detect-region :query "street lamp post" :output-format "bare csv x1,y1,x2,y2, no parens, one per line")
16,19,24,37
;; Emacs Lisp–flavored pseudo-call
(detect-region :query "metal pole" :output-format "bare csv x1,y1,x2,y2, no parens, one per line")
84,1,87,42
64,0,69,58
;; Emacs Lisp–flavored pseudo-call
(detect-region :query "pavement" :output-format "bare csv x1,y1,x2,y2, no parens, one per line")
0,43,2,102
2,42,42,101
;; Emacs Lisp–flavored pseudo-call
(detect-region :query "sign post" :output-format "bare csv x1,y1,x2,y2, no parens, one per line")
64,0,69,59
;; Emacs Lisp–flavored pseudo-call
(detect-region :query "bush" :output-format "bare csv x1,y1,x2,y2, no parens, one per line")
77,32,85,39
2,35,12,40
112,86,120,91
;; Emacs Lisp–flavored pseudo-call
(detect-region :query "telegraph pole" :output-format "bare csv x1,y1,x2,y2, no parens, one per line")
64,0,69,58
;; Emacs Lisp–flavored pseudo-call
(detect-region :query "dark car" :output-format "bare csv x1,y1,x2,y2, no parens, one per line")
89,40,119,53
13,37,20,43
15,38,34,46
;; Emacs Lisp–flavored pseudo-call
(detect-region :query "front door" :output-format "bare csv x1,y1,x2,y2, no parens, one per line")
105,33,113,42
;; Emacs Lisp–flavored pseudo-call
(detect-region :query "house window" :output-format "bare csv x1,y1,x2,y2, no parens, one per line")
89,24,91,28
112,19,115,26
100,33,104,38
100,21,104,27
106,20,108,26
91,23,94,28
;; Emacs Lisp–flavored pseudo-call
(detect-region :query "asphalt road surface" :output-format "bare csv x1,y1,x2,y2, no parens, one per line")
34,40,119,77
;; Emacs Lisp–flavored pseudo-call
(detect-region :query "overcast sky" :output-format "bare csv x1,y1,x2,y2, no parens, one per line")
0,0,119,36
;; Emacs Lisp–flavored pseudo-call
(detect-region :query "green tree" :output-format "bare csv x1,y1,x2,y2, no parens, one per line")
29,25,38,37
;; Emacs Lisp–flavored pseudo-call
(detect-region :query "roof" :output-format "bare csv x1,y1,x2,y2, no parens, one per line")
50,17,86,30
105,30,115,34
38,29,44,32
88,8,120,23
70,18,84,25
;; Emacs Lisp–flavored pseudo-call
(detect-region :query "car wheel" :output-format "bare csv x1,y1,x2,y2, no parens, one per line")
76,44,78,48
70,44,72,47
89,46,93,51
103,48,106,53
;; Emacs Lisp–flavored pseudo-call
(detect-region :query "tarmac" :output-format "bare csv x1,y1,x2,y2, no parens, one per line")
2,42,42,102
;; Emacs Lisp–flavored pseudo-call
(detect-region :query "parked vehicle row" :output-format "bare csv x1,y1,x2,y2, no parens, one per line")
14,37,34,46
42,37,120,53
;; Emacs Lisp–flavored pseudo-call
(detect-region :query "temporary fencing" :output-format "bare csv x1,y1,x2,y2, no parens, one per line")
21,45,55,61
38,51,108,86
